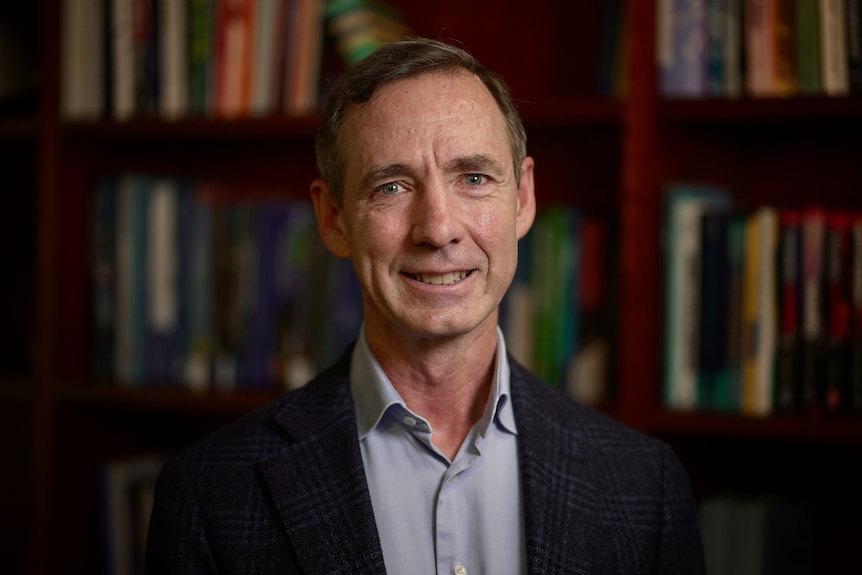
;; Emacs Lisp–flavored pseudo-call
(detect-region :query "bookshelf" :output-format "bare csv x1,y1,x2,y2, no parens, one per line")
6,0,861,572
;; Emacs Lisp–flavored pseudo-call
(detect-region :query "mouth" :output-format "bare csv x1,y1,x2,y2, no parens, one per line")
407,270,472,285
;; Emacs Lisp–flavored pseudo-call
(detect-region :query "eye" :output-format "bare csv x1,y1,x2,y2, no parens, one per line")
464,174,486,186
378,182,404,195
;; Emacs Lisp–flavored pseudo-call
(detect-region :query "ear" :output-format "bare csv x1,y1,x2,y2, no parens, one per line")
310,178,351,258
515,156,536,240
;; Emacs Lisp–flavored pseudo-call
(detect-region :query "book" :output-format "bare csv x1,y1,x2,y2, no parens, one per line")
567,216,614,406
774,0,797,94
658,0,708,97
158,0,187,118
724,212,748,413
214,0,255,118
741,206,778,417
824,211,852,412
745,0,796,96
144,177,181,385
795,0,822,95
801,206,827,410
530,207,580,388
114,174,151,386
775,210,803,411
111,0,135,119
249,0,284,116
820,0,849,95
187,0,216,115
284,0,326,115
847,0,862,91
698,211,731,410
61,0,105,120
662,184,732,411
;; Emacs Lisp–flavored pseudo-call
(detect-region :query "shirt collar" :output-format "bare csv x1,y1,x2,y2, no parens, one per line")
349,325,517,440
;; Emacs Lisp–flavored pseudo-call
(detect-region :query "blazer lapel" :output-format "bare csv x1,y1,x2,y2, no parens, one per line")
511,359,599,574
257,359,386,575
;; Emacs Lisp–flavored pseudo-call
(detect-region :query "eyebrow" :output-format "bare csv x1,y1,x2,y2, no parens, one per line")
359,163,412,192
359,154,508,192
445,153,507,179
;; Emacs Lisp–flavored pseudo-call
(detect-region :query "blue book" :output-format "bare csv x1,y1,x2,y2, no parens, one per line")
659,0,708,97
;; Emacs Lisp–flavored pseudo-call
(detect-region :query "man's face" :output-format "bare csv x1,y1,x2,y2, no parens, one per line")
315,70,535,346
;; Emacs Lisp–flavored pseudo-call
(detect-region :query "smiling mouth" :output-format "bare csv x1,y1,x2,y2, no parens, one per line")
408,270,472,285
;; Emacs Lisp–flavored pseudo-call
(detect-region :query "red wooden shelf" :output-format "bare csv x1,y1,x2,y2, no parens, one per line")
62,114,321,141
647,409,862,444
658,95,862,123
55,383,282,418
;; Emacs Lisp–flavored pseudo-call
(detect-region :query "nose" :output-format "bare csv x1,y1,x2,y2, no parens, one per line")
410,178,464,247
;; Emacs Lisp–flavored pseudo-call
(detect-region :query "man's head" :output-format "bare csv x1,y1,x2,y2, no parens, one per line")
311,38,535,350
315,38,528,206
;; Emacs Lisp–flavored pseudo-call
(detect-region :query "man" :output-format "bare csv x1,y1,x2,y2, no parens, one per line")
146,38,705,574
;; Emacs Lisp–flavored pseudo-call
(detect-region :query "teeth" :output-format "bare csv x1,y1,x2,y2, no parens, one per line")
414,271,468,285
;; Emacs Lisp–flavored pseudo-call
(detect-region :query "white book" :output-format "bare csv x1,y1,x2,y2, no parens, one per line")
147,178,178,335
159,0,188,118
61,0,104,119
112,0,135,120
251,0,281,116
820,0,849,95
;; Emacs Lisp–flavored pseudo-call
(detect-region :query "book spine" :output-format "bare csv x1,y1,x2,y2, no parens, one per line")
801,207,827,410
820,0,849,95
795,0,823,93
825,211,852,412
698,211,731,410
775,210,803,411
660,0,708,97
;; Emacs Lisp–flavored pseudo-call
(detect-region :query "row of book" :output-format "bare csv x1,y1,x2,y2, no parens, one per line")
663,184,862,416
62,0,411,121
501,207,615,406
89,178,617,399
90,174,363,391
658,0,862,98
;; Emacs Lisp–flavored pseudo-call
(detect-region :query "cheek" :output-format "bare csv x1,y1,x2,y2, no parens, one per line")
351,212,406,263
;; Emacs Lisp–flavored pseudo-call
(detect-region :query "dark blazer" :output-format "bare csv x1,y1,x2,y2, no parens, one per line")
146,347,705,574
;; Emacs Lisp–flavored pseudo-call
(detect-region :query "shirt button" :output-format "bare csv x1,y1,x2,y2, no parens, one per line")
403,415,417,426
453,564,467,575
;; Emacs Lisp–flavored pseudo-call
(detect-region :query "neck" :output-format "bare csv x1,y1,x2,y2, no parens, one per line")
365,321,499,460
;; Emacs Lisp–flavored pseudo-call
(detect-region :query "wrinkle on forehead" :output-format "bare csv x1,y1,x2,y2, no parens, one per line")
342,71,510,182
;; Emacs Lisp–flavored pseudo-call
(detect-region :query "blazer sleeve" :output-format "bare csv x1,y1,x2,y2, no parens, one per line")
145,457,218,575
654,442,706,575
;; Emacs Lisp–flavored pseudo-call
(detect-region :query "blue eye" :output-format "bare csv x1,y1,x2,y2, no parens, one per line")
465,174,485,186
379,182,403,195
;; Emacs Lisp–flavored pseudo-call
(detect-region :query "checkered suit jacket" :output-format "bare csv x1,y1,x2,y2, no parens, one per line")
146,346,705,574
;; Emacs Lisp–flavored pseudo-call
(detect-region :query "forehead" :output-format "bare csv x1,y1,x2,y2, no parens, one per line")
341,70,511,165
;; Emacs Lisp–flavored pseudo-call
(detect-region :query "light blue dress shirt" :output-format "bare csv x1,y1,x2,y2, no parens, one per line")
350,326,526,575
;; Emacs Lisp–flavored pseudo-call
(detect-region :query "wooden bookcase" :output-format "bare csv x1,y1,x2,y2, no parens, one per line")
4,0,862,572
